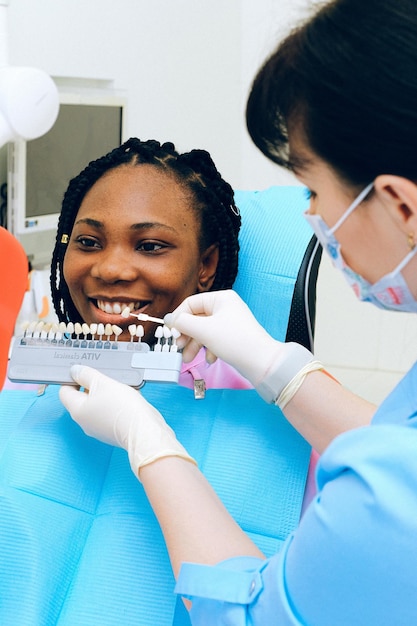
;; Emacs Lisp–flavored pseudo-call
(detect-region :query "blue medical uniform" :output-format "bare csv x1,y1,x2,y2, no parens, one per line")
175,362,417,625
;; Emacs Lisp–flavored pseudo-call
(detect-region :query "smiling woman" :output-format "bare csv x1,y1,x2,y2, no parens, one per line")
51,138,241,347
62,164,218,345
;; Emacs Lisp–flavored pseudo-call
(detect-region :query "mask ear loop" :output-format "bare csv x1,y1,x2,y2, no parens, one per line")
393,239,417,276
330,182,374,234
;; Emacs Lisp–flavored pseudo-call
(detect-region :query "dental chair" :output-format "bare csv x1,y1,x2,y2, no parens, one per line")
0,186,321,626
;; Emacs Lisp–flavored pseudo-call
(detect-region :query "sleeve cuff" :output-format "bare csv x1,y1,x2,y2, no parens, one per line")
175,556,266,604
175,539,301,626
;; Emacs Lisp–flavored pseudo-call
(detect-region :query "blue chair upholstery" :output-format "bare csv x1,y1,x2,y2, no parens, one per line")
0,186,319,626
234,186,321,350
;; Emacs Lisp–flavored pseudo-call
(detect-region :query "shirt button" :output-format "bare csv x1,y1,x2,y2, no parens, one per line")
249,579,256,595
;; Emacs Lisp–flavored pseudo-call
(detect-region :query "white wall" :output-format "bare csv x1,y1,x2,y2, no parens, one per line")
7,0,243,186
5,0,416,403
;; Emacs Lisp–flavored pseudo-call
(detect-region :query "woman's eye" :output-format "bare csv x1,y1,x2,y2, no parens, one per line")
137,241,165,253
75,236,101,249
303,188,317,201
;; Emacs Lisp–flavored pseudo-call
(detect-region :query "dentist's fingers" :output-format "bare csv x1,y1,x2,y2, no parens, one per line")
67,364,97,390
179,337,206,363
164,291,227,331
59,384,86,414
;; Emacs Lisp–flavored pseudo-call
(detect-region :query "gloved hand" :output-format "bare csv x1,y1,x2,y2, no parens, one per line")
165,290,315,404
59,364,195,479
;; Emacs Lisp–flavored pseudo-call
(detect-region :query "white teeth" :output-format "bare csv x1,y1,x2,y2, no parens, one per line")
97,300,139,315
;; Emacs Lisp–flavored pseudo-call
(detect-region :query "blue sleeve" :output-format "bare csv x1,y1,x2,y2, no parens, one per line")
175,421,417,625
175,551,299,625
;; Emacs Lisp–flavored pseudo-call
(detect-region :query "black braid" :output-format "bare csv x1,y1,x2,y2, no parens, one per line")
50,138,241,323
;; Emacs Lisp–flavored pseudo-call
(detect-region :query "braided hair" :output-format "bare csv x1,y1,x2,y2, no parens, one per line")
50,137,241,323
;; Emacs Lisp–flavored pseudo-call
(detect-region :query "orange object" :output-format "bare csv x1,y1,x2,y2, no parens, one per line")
0,227,28,388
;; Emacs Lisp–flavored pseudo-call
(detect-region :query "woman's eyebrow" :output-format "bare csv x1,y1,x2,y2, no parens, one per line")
130,222,177,233
74,217,177,233
74,217,103,229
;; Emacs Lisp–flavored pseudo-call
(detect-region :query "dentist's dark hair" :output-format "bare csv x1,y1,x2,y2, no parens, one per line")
246,0,417,188
50,137,241,323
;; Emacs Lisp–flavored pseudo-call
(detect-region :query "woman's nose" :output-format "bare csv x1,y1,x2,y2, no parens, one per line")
91,249,138,283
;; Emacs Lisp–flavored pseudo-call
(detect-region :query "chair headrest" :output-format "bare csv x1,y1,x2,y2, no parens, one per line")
233,186,312,341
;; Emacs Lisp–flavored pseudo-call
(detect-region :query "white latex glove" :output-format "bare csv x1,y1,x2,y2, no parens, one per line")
59,364,195,479
164,290,315,403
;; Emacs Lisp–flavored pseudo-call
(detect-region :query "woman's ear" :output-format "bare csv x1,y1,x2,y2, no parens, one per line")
197,243,219,292
374,175,417,233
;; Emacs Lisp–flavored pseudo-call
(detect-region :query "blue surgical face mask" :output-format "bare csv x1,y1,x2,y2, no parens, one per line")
304,182,417,312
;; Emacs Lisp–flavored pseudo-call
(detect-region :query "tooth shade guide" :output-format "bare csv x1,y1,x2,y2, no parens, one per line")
17,318,181,350
16,319,183,369
20,321,30,335
153,326,162,351
112,325,123,340
121,306,165,325
41,323,52,340
50,323,60,341
10,325,183,387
